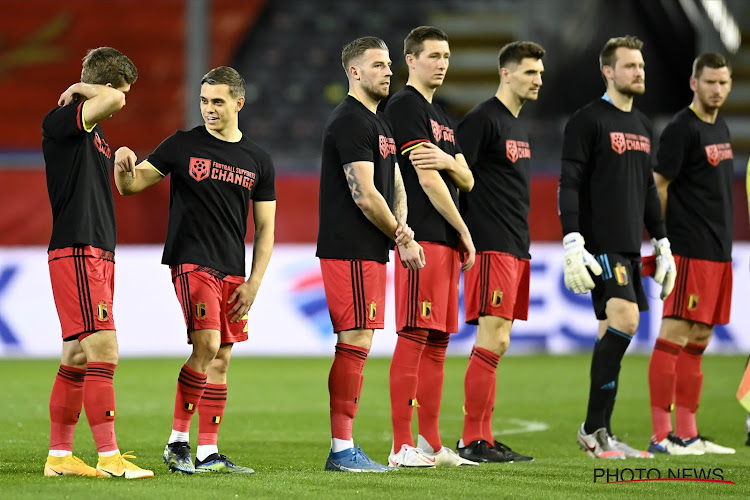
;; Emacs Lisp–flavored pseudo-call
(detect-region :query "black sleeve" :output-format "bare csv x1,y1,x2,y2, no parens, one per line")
252,149,277,202
333,113,375,165
456,110,489,167
644,167,666,240
42,102,86,139
654,119,690,180
558,113,594,236
385,95,431,155
146,132,181,175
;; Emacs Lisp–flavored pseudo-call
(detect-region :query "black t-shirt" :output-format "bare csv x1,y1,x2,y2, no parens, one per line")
655,108,733,261
457,97,531,258
316,96,396,263
42,101,117,252
384,85,461,247
147,126,276,276
559,98,664,254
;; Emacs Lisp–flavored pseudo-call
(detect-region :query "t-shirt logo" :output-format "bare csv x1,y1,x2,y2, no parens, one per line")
93,132,111,159
610,132,626,155
189,157,211,182
506,140,531,163
705,143,733,167
429,119,455,144
379,135,396,159
609,132,650,155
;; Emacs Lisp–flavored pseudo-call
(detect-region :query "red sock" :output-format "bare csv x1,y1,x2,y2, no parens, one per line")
198,383,227,446
462,347,499,445
390,329,428,450
648,338,681,441
83,362,118,453
482,375,497,445
49,365,86,451
328,343,369,441
416,331,449,451
173,364,207,433
675,343,705,439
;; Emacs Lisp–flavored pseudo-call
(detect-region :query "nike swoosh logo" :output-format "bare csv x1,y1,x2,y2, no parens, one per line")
423,457,436,463
389,459,399,466
50,469,63,476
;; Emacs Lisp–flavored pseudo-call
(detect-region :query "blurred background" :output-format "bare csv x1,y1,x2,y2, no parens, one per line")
0,0,748,357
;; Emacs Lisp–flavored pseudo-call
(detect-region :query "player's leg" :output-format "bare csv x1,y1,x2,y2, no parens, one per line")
45,338,103,477
646,317,702,455
389,246,435,467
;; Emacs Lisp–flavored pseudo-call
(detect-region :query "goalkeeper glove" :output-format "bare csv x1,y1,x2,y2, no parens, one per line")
562,232,603,294
652,237,676,299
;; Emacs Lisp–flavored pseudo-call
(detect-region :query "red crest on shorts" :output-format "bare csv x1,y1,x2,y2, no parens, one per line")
610,132,626,155
705,145,720,167
506,140,518,163
430,119,442,142
189,157,211,182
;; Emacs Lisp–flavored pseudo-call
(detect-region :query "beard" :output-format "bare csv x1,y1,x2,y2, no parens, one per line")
614,80,645,96
361,80,389,102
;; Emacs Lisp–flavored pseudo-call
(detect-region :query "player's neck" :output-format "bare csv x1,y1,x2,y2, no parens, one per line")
204,124,242,142
604,89,634,112
689,100,718,124
406,79,437,103
496,87,523,117
347,90,378,113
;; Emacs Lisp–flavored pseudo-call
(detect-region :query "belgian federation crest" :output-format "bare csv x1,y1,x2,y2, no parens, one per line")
491,290,503,307
421,300,432,318
610,132,626,155
369,301,377,321
195,301,207,320
189,157,211,182
97,301,108,321
506,140,518,163
614,262,629,286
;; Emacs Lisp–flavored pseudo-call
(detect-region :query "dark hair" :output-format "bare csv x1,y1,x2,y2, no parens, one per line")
599,35,643,70
201,66,245,99
498,41,546,70
692,52,731,78
341,36,388,72
80,47,137,87
404,26,448,57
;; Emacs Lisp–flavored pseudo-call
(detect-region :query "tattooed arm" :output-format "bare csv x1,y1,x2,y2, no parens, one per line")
343,161,399,240
393,162,407,224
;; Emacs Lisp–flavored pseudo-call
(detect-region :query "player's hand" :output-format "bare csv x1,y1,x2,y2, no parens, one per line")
226,280,259,323
394,222,414,247
58,83,82,106
409,142,452,171
652,237,676,300
562,232,603,294
458,230,476,271
398,240,426,270
114,147,137,176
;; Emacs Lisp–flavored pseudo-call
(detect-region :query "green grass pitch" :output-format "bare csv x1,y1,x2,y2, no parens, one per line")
1,354,749,498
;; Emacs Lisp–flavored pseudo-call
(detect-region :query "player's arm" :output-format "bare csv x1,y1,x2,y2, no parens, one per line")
227,200,275,322
58,83,127,130
412,162,475,270
114,147,164,195
408,143,474,192
345,161,400,241
653,172,671,218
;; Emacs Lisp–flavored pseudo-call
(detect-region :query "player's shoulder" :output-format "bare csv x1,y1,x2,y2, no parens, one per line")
239,135,273,165
327,98,377,132
385,85,425,111
631,106,652,130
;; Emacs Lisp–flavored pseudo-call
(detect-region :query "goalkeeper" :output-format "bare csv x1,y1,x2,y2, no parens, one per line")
558,36,673,460
645,53,736,456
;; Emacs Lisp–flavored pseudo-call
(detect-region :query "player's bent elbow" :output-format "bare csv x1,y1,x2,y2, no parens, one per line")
459,177,474,192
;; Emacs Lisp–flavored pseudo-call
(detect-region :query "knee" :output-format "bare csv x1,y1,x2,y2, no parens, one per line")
690,324,713,345
62,350,88,369
191,334,220,365
209,356,230,377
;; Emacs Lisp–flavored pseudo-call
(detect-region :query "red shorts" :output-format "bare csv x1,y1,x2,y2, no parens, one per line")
463,251,530,324
395,242,460,333
171,264,248,344
662,255,732,325
48,246,116,340
319,259,386,332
